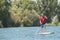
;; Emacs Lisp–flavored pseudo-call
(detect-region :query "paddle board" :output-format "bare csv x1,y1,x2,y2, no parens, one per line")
39,32,54,34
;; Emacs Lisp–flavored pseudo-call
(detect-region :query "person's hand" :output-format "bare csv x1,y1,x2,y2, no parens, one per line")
40,22,42,25
45,16,47,19
40,21,42,24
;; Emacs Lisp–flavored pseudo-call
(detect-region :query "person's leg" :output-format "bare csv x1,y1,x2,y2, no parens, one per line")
43,24,46,32
40,24,44,32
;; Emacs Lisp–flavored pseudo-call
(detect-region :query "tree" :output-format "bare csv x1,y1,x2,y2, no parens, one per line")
39,0,58,23
0,0,10,27
9,0,40,27
52,15,59,26
0,0,59,27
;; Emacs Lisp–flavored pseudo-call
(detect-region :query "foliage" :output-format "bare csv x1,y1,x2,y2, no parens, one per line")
52,15,59,26
0,0,60,27
9,0,40,27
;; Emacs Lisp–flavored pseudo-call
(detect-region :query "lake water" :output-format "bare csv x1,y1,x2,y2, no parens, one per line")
0,26,60,40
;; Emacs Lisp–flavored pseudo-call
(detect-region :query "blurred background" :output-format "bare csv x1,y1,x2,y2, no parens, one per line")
0,0,60,27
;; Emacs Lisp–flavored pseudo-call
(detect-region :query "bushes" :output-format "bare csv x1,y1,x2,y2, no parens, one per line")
52,15,59,26
0,21,3,28
0,0,60,27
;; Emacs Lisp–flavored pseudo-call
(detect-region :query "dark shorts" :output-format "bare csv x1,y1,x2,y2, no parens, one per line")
41,24,45,28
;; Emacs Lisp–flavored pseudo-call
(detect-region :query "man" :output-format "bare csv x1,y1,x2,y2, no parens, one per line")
40,13,47,32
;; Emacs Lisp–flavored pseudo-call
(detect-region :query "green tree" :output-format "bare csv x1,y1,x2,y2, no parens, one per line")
9,0,40,27
39,0,57,23
0,0,10,27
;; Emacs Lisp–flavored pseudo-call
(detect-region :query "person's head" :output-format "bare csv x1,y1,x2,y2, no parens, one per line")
41,13,44,16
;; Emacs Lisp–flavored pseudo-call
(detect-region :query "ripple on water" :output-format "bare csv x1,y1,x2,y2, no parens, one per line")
0,26,60,40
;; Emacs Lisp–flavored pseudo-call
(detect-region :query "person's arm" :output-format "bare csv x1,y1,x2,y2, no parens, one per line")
40,21,42,24
40,17,42,24
45,16,47,19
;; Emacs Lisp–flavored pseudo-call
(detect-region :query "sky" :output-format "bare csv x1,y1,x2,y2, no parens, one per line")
58,0,60,4
11,0,60,4
33,0,60,4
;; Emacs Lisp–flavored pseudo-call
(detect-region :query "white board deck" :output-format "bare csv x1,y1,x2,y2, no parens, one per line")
39,32,54,34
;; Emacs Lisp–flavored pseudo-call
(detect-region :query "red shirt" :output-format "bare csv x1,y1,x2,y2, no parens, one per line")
40,15,46,24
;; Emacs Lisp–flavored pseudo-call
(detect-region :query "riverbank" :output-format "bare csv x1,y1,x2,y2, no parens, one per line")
46,23,60,26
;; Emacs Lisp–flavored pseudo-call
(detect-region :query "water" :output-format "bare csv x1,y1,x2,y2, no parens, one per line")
0,26,60,40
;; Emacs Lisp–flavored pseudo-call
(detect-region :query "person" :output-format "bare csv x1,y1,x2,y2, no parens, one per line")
40,13,47,32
